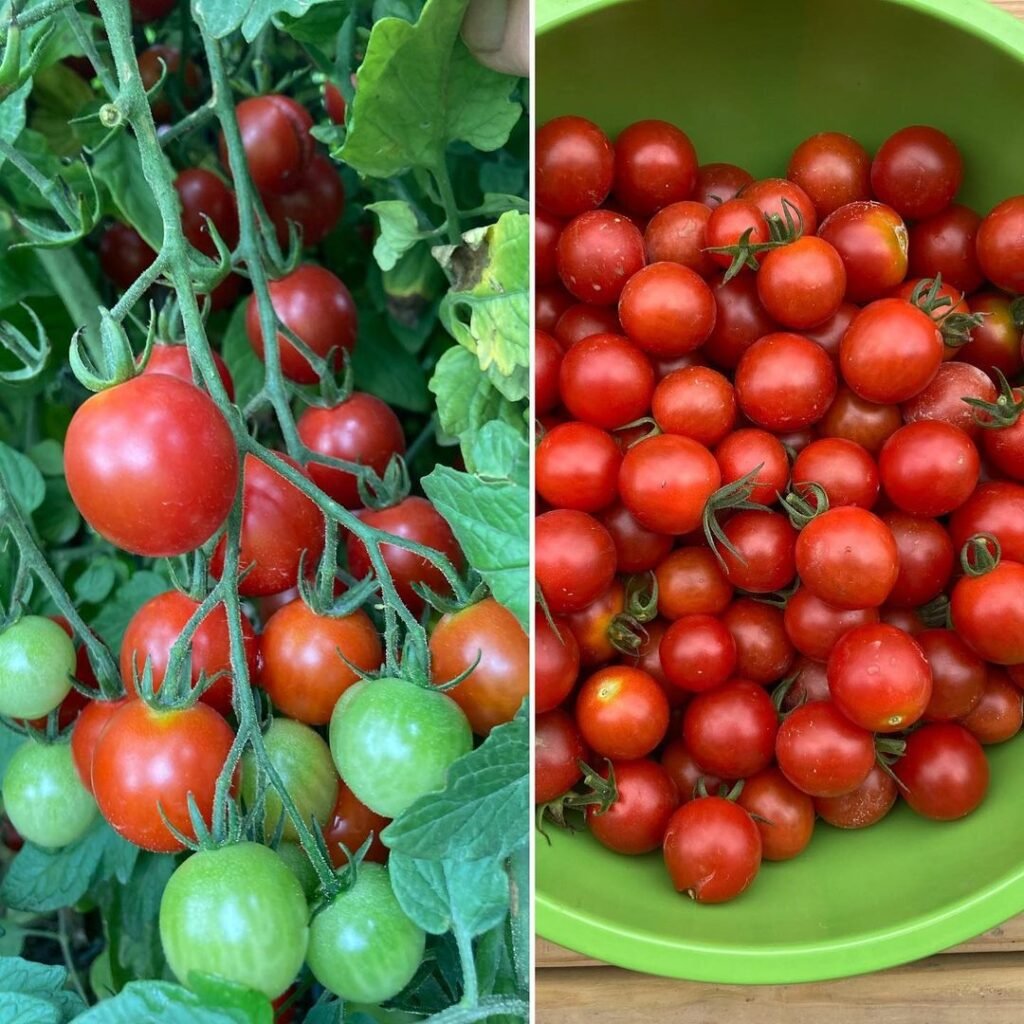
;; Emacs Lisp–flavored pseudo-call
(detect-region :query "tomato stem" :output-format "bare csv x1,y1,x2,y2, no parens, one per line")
960,532,1002,577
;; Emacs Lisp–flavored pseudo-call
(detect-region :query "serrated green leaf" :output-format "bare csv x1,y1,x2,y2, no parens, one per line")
0,441,45,515
220,303,264,410
0,250,53,309
0,81,33,172
278,0,349,42
33,478,80,546
0,956,87,1021
91,134,163,251
73,981,260,1024
352,311,429,412
26,440,63,477
187,976,273,1024
88,571,168,652
435,212,528,402
73,558,118,605
366,200,424,271
340,0,520,178
382,713,528,861
0,991,61,1024
195,0,341,42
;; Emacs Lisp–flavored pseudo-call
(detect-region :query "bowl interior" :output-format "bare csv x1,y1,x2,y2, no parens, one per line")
536,0,1024,984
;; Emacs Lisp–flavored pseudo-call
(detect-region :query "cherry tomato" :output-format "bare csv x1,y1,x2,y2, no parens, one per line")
324,783,389,867
814,764,897,829
818,201,908,303
587,759,678,855
683,680,778,779
536,116,614,217
949,482,1024,564
535,509,616,615
742,177,818,234
223,94,313,195
535,611,580,714
535,208,563,287
960,292,1024,379
894,723,988,820
978,387,1024,482
882,511,955,607
704,199,769,268
174,168,237,257
908,203,984,293
92,699,236,852
565,581,625,668
714,428,789,507
70,698,127,794
840,298,943,404
651,366,735,447
976,195,1024,292
618,434,721,535
716,510,797,594
737,766,814,861
783,588,878,662
694,163,754,206
803,301,859,363
775,700,875,798
558,333,653,429
901,362,997,438
618,262,716,357
961,667,1022,745
658,615,736,693
721,599,794,685
535,284,574,331
263,153,345,248
536,708,588,803
535,329,563,415
323,82,346,124
756,237,846,330
553,303,621,346
662,797,761,903
346,496,462,615
536,421,621,512
98,222,156,291
613,120,697,216
780,657,831,710
819,386,902,455
951,559,1024,665
131,0,175,21
212,453,324,598
138,45,202,124
660,738,722,802
643,201,715,277
871,125,962,220
599,502,673,574
655,546,732,619
917,628,985,722
575,666,669,760
556,210,645,304
143,343,235,401
792,438,878,510
65,375,238,557
246,264,356,384
0,616,74,720
703,271,777,370
787,131,871,219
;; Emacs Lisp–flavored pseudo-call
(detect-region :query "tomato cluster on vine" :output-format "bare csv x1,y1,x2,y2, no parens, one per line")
535,115,1024,903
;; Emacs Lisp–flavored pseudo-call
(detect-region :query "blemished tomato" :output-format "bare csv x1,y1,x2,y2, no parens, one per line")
961,668,1023,745
212,453,325,598
159,843,308,999
716,510,797,594
917,629,986,722
535,612,580,714
756,237,846,330
783,588,878,662
174,168,237,257
70,698,127,794
558,333,654,429
976,195,1024,293
536,116,615,218
827,623,932,733
704,198,770,268
795,507,899,609
599,502,674,574
694,163,754,206
65,375,238,557
737,766,815,861
324,783,390,867
347,496,462,614
429,597,528,735
960,292,1024,379
655,546,733,619
659,615,736,693
587,759,679,855
2,740,97,848
949,482,1024,565
660,739,723,802
565,580,624,668
556,210,646,304
775,700,875,798
246,264,356,384
814,764,898,829
296,393,405,508
553,303,621,346
575,665,670,759
787,131,871,219
613,119,697,216
618,434,720,535
734,332,836,431
908,203,984,293
121,591,258,717
714,428,789,507
242,717,338,841
535,329,563,415
138,45,202,123
882,512,955,607
683,680,778,779
535,509,616,614
721,599,794,685
818,201,908,303
879,421,979,516
535,208,563,286
792,438,879,510
222,94,313,195
330,677,472,817
263,153,345,248
535,708,588,803
893,723,989,820
0,616,74,719
92,699,236,853
819,386,902,455
870,125,962,220
143,343,236,401
307,863,424,1003
704,270,777,370
536,421,621,512
618,262,716,357
741,177,817,233
259,600,382,725
901,362,997,438
840,299,943,404
99,221,156,290
951,559,1024,665
652,366,736,447
662,797,762,903
643,201,715,277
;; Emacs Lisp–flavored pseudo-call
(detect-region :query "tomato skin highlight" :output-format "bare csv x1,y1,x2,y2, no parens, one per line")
613,120,698,217
575,666,670,760
65,375,238,558
587,759,679,855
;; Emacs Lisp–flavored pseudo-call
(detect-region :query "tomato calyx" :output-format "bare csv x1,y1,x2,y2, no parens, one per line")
606,572,659,656
70,307,155,392
748,578,800,609
960,532,1002,577
537,758,618,838
704,199,805,283
772,674,801,715
907,275,983,348
873,737,908,788
695,777,745,802
614,416,660,447
782,483,830,529
918,594,952,629
703,466,772,568
0,306,51,384
964,369,1024,429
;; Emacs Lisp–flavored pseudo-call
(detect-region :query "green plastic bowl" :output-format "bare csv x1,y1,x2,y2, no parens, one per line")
536,0,1024,985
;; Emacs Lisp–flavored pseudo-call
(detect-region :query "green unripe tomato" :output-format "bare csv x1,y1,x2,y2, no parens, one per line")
241,718,338,842
159,842,309,1000
306,862,425,1003
277,840,319,900
0,616,75,719
329,677,472,817
2,740,97,848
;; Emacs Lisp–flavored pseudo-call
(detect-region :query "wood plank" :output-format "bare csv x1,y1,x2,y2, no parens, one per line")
994,0,1024,16
536,954,1024,1024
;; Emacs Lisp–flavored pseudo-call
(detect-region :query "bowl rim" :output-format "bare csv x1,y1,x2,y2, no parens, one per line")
535,0,1024,983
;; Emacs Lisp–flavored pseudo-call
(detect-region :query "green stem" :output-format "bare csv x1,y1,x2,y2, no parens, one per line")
432,159,462,245
65,6,117,98
158,99,216,148
57,909,89,1007
34,248,105,368
455,925,479,1007
0,0,76,45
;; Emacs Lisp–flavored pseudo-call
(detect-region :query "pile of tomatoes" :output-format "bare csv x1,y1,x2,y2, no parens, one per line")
535,115,1024,903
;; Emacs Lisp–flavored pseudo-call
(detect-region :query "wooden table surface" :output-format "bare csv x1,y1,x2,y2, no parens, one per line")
537,1,1024,1018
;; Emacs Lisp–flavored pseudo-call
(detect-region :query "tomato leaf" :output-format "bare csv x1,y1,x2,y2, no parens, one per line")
90,134,163,251
0,721,23,778
194,0,341,43
72,558,118,605
72,981,263,1024
0,991,62,1024
351,309,430,412
435,212,528,403
187,975,273,1024
0,441,46,516
421,423,528,628
88,570,170,652
0,251,53,309
0,956,87,1021
33,478,80,546
339,0,520,178
0,82,33,172
365,200,425,272
220,303,264,410
277,1,350,42
382,712,528,861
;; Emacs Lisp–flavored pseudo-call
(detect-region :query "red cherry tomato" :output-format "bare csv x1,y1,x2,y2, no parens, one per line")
703,271,777,370
714,428,789,507
960,292,1024,379
819,386,902,455
814,764,897,829
660,739,723,802
139,45,202,123
783,587,878,662
978,386,1024,482
143,344,235,402
655,546,733,620
787,131,871,219
576,666,669,760
721,599,794,685
599,502,673,575
878,421,979,516
558,334,654,430
683,680,778,780
175,168,238,257
651,366,735,448
949,482,1024,564
70,698,128,793
613,120,697,216
535,709,588,804
737,766,814,861
741,177,817,234
818,201,908,303
535,329,563,415
901,362,997,438
960,668,1022,745
564,580,625,669
908,203,983,293
917,628,986,722
716,510,797,595
537,421,621,513
951,559,1024,665
553,303,621,346
556,210,646,304
536,116,614,218
535,509,616,615
756,237,846,330
535,208,563,287
976,195,1024,293
882,512,955,607
324,784,389,867
893,723,988,820
693,163,754,207
643,201,715,277
323,82,346,125
618,262,716,357
870,125,962,220
535,611,580,714
659,615,736,693
792,437,878,510
803,301,859,363
704,199,769,268
99,222,156,291
587,759,679,855
222,95,313,195
263,154,345,248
